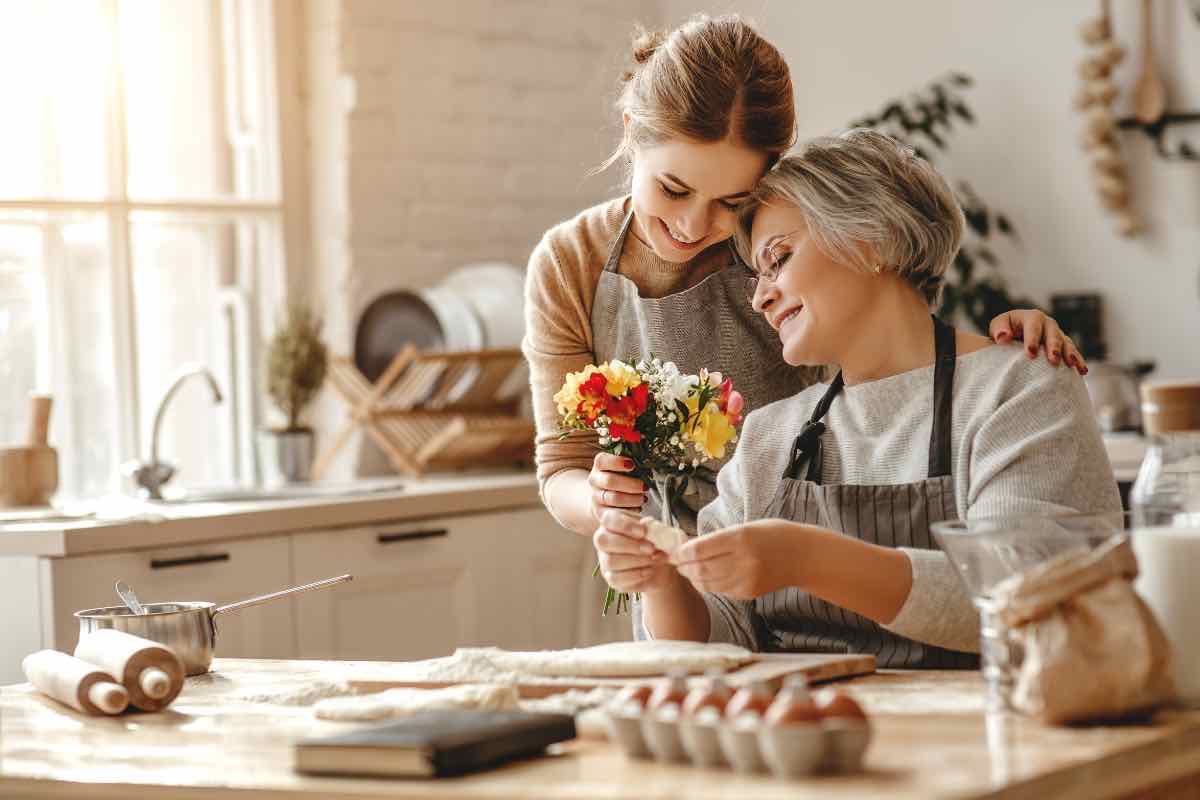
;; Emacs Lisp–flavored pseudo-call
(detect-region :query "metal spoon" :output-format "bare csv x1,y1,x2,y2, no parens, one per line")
115,580,148,615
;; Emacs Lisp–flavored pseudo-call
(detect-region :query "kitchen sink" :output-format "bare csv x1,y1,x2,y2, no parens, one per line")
154,478,406,504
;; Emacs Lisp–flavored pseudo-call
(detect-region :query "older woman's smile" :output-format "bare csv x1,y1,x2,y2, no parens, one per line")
772,304,804,331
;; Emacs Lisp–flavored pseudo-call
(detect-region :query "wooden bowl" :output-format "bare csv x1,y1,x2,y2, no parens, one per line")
0,446,58,507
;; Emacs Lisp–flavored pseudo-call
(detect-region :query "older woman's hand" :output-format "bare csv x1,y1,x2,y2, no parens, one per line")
988,310,1088,375
593,510,673,593
670,519,801,600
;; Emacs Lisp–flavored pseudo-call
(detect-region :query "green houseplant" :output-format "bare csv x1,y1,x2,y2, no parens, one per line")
849,73,1040,331
259,304,328,483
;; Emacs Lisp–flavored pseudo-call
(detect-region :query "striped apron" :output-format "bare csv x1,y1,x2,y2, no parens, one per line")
752,315,979,668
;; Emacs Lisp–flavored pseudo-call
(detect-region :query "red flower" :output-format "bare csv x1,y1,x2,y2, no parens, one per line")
576,371,609,423
604,382,649,443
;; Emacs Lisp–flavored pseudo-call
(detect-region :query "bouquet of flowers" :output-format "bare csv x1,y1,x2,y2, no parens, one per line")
555,358,745,614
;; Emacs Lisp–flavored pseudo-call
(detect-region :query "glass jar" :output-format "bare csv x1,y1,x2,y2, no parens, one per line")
1131,379,1200,527
1130,380,1200,705
1130,432,1200,527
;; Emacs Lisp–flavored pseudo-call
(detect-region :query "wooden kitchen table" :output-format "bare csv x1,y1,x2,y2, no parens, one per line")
2,658,1199,799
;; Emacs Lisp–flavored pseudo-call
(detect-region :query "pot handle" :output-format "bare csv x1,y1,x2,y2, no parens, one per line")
212,574,353,617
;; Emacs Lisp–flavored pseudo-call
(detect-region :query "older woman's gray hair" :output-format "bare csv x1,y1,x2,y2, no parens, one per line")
735,128,965,307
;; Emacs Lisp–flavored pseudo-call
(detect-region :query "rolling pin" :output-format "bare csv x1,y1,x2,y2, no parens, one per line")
0,394,59,508
74,629,186,711
22,650,129,715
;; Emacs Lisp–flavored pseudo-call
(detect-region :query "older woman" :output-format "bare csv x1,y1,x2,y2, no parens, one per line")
593,129,1121,666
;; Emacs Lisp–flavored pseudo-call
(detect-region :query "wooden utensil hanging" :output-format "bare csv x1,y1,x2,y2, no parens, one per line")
1133,0,1167,124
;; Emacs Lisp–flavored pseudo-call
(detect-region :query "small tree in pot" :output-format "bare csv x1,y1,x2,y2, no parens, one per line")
260,304,328,483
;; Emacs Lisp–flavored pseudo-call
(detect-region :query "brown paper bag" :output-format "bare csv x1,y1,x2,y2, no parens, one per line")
991,535,1176,724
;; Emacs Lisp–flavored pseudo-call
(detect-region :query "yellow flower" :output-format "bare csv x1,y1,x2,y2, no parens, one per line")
683,397,738,460
597,360,641,397
554,365,601,417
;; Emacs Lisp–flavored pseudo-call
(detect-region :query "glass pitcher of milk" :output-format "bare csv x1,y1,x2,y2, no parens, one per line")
1130,380,1200,706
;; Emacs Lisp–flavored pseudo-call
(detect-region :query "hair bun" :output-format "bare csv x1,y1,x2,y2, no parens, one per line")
621,27,666,82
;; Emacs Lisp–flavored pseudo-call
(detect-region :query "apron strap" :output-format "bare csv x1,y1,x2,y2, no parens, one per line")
783,372,844,482
604,207,636,274
783,315,957,483
928,314,957,478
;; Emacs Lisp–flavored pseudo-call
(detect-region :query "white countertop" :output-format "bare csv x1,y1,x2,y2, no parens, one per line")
0,470,540,558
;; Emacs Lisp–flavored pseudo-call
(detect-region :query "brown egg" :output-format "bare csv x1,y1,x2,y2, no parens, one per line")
646,672,689,712
765,679,821,727
682,674,732,718
814,688,868,722
725,679,775,720
613,683,654,710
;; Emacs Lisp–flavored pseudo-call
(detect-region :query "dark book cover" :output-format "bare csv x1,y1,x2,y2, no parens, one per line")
293,709,577,778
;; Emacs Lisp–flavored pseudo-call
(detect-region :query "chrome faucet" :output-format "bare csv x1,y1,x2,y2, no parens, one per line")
125,364,224,499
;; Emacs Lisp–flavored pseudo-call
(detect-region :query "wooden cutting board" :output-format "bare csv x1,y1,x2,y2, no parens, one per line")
348,652,875,699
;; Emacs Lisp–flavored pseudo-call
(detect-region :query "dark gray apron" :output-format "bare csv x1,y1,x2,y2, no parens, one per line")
751,315,979,668
590,206,813,531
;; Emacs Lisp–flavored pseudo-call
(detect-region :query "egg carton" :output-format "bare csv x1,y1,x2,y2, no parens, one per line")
604,706,870,779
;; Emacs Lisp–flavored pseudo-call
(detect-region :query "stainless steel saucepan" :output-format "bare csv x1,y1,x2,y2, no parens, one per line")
74,574,352,676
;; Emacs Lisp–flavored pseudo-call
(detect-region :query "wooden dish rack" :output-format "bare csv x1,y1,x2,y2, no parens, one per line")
312,346,535,478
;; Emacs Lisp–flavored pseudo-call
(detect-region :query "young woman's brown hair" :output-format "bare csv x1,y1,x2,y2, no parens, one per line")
600,13,796,174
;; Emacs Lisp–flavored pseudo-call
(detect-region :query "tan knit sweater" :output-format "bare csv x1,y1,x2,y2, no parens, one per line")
522,196,732,496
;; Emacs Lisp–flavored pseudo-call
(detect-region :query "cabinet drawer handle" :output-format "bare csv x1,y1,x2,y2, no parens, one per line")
376,528,448,545
150,553,231,569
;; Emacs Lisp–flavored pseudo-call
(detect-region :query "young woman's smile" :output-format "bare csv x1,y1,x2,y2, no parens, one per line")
628,136,767,263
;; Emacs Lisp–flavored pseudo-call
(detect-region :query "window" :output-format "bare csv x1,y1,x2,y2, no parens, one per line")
0,0,286,499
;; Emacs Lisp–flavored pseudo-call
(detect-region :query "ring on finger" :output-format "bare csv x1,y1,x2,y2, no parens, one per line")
603,489,612,506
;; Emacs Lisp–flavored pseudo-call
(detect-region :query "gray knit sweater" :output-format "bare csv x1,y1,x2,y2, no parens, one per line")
696,343,1123,654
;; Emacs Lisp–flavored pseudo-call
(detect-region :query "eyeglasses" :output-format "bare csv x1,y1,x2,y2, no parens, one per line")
747,229,804,286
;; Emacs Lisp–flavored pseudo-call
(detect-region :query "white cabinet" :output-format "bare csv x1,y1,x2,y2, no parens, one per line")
291,516,482,661
291,507,622,661
47,536,295,660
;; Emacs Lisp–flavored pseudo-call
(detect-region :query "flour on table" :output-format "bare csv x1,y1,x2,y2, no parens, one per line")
466,640,752,678
235,678,357,706
518,687,618,715
313,683,519,721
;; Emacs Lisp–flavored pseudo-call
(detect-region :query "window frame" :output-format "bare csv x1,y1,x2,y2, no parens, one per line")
0,0,299,492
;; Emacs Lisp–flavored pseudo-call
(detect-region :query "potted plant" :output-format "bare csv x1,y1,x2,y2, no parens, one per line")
259,303,328,484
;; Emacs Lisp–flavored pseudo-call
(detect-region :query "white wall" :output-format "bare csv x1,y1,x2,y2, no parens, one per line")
301,0,666,473
666,0,1199,378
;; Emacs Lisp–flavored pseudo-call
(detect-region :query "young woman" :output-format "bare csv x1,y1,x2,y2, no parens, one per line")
524,14,1084,540
593,130,1121,666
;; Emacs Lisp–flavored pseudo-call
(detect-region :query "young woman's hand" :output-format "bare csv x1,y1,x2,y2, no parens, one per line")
587,453,647,522
988,309,1088,375
593,510,674,593
670,519,801,600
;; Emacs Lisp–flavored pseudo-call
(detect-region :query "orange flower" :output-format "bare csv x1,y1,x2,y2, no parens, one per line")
576,371,609,423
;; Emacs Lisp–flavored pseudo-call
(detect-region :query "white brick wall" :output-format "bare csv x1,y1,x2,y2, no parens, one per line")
303,0,665,475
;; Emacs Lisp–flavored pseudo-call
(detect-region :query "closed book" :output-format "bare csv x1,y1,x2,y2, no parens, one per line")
293,709,577,778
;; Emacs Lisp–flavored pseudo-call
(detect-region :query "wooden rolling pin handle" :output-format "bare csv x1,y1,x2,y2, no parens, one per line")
27,395,52,447
88,681,130,715
140,667,171,699
22,649,129,716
